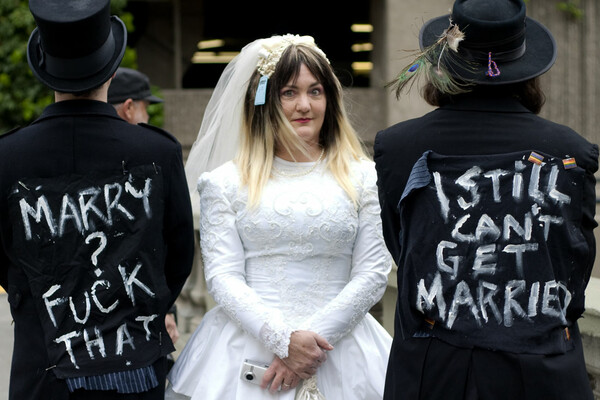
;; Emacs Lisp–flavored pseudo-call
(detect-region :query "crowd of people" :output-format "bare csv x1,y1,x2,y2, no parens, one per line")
0,0,596,399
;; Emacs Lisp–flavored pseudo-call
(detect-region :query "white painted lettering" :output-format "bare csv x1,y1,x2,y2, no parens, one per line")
125,178,153,219
503,280,529,327
528,281,540,317
475,214,501,242
433,172,450,222
547,165,571,206
538,214,563,241
542,281,571,324
512,161,526,202
503,213,532,241
135,314,159,341
451,214,476,243
483,169,509,202
58,194,83,236
19,196,57,240
43,284,67,328
528,163,545,204
477,281,502,324
69,292,91,325
436,240,461,279
78,187,109,230
83,326,107,360
91,280,119,313
472,244,497,277
456,166,482,210
119,262,155,306
416,272,447,321
116,323,136,355
54,331,81,369
104,183,134,224
502,243,539,278
447,280,481,329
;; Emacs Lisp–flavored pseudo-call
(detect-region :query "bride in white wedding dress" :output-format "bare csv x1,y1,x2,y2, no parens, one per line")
166,34,392,400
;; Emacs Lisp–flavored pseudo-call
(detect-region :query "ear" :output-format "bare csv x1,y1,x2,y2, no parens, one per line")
115,98,136,123
123,98,135,118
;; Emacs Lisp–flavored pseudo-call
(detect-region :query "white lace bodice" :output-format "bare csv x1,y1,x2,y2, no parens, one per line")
197,157,392,359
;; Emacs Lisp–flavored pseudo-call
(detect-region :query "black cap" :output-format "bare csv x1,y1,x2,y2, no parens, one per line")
108,67,163,104
27,0,127,93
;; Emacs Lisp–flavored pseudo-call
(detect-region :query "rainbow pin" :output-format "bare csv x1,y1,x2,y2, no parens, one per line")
562,157,577,169
528,151,544,165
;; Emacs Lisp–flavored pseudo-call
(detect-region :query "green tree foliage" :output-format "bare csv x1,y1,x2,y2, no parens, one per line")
0,0,163,133
524,0,585,19
556,1,584,19
0,0,51,132
147,90,165,128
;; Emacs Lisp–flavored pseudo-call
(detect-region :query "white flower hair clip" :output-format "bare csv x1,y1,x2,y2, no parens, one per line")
256,34,328,77
254,34,329,106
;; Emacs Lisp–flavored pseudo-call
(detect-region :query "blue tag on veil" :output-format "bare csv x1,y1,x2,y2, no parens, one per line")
254,75,269,106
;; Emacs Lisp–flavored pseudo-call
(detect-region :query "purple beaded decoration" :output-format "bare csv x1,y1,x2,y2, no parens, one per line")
486,52,501,77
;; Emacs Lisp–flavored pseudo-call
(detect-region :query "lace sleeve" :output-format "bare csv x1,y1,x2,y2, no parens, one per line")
198,166,294,358
301,161,392,344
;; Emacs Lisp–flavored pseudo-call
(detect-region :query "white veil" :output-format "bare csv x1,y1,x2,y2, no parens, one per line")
184,34,325,217
184,39,264,216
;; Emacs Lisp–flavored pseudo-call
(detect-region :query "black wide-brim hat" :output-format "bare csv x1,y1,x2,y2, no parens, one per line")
27,0,127,93
420,0,557,85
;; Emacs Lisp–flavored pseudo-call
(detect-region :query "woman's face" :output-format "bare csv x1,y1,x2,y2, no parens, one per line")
279,64,326,148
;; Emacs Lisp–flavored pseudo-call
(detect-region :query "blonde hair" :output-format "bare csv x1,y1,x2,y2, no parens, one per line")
236,44,367,208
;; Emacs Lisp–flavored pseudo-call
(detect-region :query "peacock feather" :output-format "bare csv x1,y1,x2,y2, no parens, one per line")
388,20,473,98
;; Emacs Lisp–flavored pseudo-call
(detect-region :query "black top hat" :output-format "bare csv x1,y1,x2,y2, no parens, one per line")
420,0,556,84
107,68,163,105
27,0,127,93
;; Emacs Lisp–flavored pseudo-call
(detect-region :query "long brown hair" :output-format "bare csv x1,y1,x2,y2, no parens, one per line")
422,77,546,114
237,43,366,207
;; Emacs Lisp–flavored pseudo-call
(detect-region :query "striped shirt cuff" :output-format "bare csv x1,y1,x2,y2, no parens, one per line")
65,365,159,393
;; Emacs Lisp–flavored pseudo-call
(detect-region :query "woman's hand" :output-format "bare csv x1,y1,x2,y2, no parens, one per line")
164,313,179,344
261,357,300,393
282,330,333,379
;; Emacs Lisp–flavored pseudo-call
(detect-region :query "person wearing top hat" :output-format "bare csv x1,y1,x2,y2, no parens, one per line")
0,1,194,399
108,67,164,125
374,0,597,399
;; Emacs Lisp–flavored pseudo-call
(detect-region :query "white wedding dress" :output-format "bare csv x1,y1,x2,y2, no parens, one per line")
166,157,392,399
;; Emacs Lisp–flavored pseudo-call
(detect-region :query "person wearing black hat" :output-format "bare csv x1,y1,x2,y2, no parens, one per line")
108,65,182,362
0,1,194,400
374,0,597,399
108,67,164,125
108,66,180,370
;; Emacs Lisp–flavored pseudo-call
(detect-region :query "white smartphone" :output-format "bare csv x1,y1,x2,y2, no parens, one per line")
240,359,270,385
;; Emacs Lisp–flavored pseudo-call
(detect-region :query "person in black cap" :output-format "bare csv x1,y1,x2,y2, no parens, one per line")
108,66,180,369
374,0,597,399
0,1,194,399
108,65,181,363
108,67,164,125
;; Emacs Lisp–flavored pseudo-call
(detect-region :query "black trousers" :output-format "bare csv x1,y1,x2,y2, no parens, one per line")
383,324,593,400
69,357,167,400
